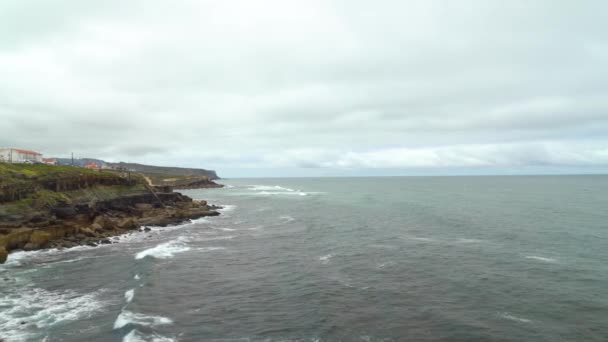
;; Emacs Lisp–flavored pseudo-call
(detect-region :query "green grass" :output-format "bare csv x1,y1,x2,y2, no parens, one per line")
0,163,111,186
0,163,147,215
142,172,212,186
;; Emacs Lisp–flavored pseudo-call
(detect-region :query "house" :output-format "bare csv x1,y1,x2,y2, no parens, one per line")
0,148,43,163
42,158,57,165
84,161,100,169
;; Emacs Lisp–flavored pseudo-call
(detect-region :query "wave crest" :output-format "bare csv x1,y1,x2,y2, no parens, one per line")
135,238,190,260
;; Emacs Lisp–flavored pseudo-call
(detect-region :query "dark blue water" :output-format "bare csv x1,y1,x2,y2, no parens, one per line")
1,176,608,341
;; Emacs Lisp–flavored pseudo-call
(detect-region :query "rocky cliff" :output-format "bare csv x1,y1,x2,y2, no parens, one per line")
0,164,220,263
108,162,220,180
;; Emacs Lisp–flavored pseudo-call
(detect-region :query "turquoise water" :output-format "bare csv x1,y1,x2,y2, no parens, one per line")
1,176,607,341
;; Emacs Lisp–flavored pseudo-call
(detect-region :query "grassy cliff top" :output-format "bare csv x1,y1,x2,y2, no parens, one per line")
0,164,146,215
0,163,113,185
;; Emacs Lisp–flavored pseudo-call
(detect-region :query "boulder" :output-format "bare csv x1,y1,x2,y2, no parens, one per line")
135,203,153,210
117,218,137,230
79,227,97,237
23,243,38,251
29,231,51,248
52,207,77,219
93,215,114,230
90,223,103,232
0,247,8,264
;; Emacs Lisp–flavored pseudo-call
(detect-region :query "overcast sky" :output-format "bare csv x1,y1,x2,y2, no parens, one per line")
1,1,607,177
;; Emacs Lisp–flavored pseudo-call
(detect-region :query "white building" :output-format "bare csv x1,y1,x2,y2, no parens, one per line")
0,148,43,163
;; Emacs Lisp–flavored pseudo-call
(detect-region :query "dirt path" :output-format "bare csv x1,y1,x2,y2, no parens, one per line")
142,175,154,186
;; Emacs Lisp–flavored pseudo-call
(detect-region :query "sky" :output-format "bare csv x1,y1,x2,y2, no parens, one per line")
1,0,608,177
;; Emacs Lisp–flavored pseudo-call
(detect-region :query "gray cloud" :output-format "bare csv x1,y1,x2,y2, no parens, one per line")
1,0,607,176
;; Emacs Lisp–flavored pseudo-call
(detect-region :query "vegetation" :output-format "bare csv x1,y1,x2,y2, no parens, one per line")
0,163,113,185
0,163,146,213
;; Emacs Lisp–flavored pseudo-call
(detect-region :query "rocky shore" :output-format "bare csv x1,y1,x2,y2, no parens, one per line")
0,164,221,264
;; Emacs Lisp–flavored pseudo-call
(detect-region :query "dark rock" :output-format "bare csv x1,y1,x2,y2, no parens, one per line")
52,207,77,219
100,239,111,244
23,243,39,251
0,247,7,264
86,242,98,247
144,227,151,232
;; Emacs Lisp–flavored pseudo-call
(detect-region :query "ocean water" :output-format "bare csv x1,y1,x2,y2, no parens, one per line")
1,176,608,341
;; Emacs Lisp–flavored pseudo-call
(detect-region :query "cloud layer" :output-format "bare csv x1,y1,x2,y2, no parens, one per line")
1,0,607,176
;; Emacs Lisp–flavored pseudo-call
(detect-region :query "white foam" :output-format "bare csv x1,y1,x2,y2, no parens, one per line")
377,261,395,269
455,238,483,243
0,287,107,341
135,238,191,260
197,246,227,252
319,254,333,264
499,312,532,323
134,274,140,280
257,191,309,196
525,255,557,263
218,204,237,213
410,236,435,242
214,227,237,232
279,215,296,223
1,247,93,268
248,185,313,196
199,235,235,242
250,185,296,192
113,310,173,330
125,289,135,303
123,329,176,342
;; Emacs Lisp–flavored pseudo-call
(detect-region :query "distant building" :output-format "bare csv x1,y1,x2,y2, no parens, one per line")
0,148,43,163
84,161,100,169
42,158,57,165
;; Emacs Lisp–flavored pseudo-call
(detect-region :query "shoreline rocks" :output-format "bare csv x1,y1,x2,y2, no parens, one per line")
0,191,220,263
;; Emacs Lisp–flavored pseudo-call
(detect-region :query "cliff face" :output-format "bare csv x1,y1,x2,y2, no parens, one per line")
52,159,221,180
0,164,219,263
143,173,224,189
108,162,220,180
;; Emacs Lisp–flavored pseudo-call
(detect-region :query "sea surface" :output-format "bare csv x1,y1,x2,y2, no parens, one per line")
1,176,608,341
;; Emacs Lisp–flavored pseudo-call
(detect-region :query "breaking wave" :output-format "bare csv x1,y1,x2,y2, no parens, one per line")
125,289,135,303
250,185,297,192
499,312,532,323
197,246,227,252
113,310,173,330
319,254,334,264
135,238,191,260
524,255,557,263
0,287,108,341
123,329,176,342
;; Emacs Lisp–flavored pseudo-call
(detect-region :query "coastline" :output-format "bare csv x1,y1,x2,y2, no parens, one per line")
0,191,221,264
0,164,222,264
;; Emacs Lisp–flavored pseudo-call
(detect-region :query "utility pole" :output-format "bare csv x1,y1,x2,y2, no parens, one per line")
71,152,74,166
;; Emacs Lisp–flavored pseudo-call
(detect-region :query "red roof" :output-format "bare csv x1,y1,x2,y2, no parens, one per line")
13,149,42,155
84,161,100,169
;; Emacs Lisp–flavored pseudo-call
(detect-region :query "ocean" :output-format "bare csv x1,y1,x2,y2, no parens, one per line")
1,176,607,341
